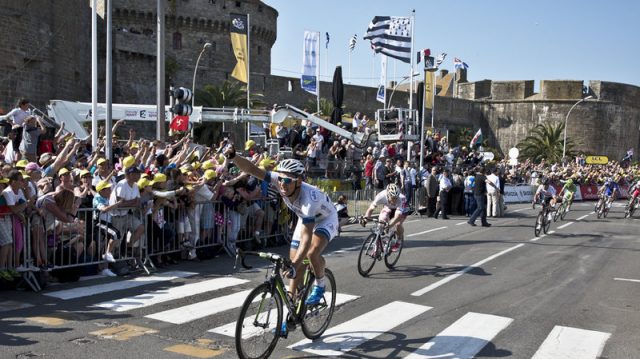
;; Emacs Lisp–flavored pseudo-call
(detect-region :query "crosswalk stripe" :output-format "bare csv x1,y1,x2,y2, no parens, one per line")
531,325,610,359
44,271,198,300
94,277,249,312
209,293,360,338
288,301,431,356
146,289,253,324
404,312,513,358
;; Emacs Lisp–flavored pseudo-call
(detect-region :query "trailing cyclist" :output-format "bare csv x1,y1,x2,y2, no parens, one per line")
559,178,578,212
361,183,410,251
223,146,338,337
598,177,619,210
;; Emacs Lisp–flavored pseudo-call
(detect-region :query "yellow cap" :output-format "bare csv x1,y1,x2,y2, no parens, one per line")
130,142,139,149
0,178,9,184
123,156,136,169
204,169,217,180
202,160,215,170
192,161,201,170
79,169,91,178
245,139,256,150
137,178,151,189
16,159,29,168
217,155,225,164
58,168,70,176
180,167,190,174
153,173,167,183
260,156,275,169
96,180,112,192
97,158,107,165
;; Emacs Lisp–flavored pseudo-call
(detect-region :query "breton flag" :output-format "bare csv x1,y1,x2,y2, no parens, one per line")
454,57,469,70
230,13,248,83
470,128,483,148
436,52,447,67
363,16,412,63
349,34,357,51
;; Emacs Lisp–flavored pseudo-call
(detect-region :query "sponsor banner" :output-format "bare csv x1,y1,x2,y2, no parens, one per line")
503,185,535,203
580,185,599,200
585,155,608,165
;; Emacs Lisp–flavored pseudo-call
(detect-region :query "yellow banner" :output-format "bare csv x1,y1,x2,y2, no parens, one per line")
585,155,608,164
230,32,248,83
424,71,434,109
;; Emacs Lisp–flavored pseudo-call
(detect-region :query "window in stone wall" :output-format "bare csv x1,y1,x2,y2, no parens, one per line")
258,5,263,12
235,1,241,7
257,45,262,55
173,32,182,50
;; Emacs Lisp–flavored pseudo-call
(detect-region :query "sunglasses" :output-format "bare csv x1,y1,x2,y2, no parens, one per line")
277,176,296,184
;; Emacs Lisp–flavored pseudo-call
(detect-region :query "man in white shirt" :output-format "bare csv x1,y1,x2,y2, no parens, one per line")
109,166,145,250
434,169,452,219
486,168,501,217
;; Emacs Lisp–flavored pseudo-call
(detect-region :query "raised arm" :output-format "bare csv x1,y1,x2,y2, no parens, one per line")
224,145,266,180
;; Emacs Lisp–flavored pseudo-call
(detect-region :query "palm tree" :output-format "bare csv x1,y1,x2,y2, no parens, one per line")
517,121,576,163
304,97,337,118
192,80,265,145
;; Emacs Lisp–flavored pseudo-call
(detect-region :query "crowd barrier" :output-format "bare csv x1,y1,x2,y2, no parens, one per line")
4,182,623,292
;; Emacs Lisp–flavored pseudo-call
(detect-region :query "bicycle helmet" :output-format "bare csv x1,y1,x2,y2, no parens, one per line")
386,184,399,199
275,159,305,176
542,179,550,186
566,178,573,185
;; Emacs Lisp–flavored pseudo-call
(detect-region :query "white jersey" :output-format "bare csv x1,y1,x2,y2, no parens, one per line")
536,184,556,198
372,190,410,214
265,172,336,224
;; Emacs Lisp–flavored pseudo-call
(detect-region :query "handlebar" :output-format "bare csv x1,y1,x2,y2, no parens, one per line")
357,216,389,227
234,249,293,271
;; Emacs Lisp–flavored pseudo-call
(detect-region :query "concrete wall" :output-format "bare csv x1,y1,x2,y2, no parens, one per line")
540,80,583,100
491,80,534,100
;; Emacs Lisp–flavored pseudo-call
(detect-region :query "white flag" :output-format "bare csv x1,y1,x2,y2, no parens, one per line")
301,30,320,95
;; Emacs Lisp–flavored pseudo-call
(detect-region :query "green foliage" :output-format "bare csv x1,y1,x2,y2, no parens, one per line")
304,97,337,118
194,80,264,108
516,121,575,164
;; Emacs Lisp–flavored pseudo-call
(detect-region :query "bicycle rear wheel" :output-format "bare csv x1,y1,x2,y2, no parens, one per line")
552,208,560,222
357,234,378,277
534,213,543,236
543,212,551,233
235,283,283,359
301,268,337,339
384,233,402,269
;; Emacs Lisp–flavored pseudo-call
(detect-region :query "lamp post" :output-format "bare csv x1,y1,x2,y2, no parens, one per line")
387,72,420,108
563,95,593,162
191,42,212,108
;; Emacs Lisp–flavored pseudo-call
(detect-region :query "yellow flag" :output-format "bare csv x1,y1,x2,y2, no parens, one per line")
424,71,434,110
230,14,248,83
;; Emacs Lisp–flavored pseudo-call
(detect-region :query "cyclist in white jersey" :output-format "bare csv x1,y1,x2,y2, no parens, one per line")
535,179,558,207
224,146,338,311
362,184,410,249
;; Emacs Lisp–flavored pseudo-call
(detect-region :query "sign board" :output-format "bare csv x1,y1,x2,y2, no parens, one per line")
585,156,608,165
508,158,518,166
508,147,519,159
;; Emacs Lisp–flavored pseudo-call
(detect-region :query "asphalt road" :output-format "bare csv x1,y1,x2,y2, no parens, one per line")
2,201,640,359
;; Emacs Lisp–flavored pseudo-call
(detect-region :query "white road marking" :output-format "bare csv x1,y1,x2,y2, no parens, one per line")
94,277,248,312
407,226,448,237
547,230,555,234
531,325,610,359
614,277,640,283
456,221,467,226
577,214,589,221
557,222,574,229
210,293,359,338
405,312,513,358
513,208,527,212
411,244,526,296
589,211,595,214
44,271,197,300
530,234,546,242
146,289,253,324
288,301,431,356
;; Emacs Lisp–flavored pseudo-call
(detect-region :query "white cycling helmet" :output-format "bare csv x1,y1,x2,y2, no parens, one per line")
276,159,305,176
386,184,399,198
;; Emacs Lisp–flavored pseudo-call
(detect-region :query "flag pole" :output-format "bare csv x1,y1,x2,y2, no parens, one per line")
246,13,251,110
316,31,321,115
383,55,388,111
409,9,415,112
348,50,351,84
453,67,457,98
431,70,436,129
420,64,426,171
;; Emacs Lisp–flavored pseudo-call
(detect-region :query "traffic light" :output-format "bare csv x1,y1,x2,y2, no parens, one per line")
170,87,193,116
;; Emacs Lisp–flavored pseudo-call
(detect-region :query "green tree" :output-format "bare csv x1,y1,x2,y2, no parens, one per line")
516,121,576,163
192,80,265,145
304,97,336,118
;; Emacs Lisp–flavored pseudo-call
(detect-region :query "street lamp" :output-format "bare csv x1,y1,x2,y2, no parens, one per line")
191,42,212,108
387,72,420,108
563,95,593,162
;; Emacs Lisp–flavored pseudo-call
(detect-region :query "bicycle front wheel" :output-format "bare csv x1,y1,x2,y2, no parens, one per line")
384,233,403,269
534,213,543,237
357,234,378,277
560,203,568,220
301,268,337,339
235,283,283,359
543,212,551,234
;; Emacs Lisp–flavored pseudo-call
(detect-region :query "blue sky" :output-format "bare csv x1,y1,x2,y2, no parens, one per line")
263,0,640,89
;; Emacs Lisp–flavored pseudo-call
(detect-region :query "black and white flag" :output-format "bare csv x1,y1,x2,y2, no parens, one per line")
363,16,412,63
349,34,358,51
